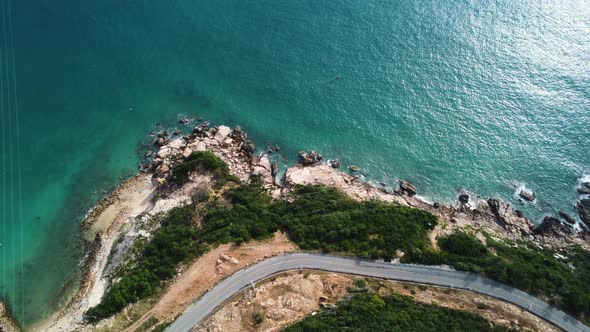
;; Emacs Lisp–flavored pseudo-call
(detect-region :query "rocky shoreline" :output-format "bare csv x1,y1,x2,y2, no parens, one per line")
141,120,589,251
26,120,590,331
0,301,20,332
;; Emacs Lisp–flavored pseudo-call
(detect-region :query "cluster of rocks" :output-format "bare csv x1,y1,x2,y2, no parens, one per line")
144,122,276,189
143,122,589,251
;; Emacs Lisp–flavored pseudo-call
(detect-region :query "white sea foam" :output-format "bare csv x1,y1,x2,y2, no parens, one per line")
577,174,590,186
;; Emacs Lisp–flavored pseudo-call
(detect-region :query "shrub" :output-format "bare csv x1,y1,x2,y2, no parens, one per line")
170,151,238,186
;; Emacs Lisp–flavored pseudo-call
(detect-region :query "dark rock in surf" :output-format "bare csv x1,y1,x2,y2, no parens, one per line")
458,193,469,204
534,216,572,237
298,151,321,166
558,210,576,225
242,142,255,156
329,160,341,168
519,189,536,202
398,180,417,197
487,198,508,228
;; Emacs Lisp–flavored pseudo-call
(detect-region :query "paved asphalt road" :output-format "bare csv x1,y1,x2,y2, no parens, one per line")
167,253,590,332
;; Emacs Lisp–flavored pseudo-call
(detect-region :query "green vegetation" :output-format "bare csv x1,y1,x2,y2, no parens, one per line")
87,152,590,325
253,311,265,325
283,293,515,332
85,206,201,322
274,186,437,259
86,169,437,322
418,232,590,323
170,151,238,186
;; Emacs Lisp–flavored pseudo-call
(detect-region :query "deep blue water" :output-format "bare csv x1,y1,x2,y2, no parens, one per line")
0,0,588,327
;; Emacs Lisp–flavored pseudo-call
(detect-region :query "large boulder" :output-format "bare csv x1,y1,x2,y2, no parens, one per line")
242,142,255,155
458,193,469,204
519,189,535,202
298,151,322,166
398,180,417,197
168,138,185,150
487,198,507,228
214,125,232,142
578,187,590,195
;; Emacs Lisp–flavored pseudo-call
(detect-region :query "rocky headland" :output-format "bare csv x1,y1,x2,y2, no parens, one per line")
26,119,590,331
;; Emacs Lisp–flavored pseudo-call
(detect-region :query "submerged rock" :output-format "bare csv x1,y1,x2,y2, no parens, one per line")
398,180,417,197
519,189,536,202
348,165,360,172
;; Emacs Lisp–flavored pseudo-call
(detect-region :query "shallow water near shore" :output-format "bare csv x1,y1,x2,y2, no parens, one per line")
0,0,589,327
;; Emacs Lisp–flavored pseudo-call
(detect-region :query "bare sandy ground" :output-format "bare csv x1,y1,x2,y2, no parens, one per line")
198,271,559,332
123,232,297,332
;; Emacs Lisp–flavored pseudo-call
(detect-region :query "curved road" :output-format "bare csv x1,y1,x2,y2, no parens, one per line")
167,253,589,332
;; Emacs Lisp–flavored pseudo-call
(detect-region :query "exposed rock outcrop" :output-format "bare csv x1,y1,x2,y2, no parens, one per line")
458,193,470,204
0,301,20,332
329,159,341,168
398,180,417,197
558,210,576,225
298,151,322,166
282,164,406,205
577,199,590,229
519,189,536,202
534,216,572,237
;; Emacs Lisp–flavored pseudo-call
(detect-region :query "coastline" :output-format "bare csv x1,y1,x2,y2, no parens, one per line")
1,300,20,332
30,175,154,332
28,120,590,331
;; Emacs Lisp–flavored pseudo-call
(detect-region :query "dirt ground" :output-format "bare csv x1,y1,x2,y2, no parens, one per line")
123,232,297,332
198,271,559,332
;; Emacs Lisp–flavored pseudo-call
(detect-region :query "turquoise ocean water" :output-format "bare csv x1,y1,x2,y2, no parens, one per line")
0,0,588,327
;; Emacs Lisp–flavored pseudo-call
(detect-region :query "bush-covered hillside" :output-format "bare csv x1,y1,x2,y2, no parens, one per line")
418,232,590,323
283,293,516,332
